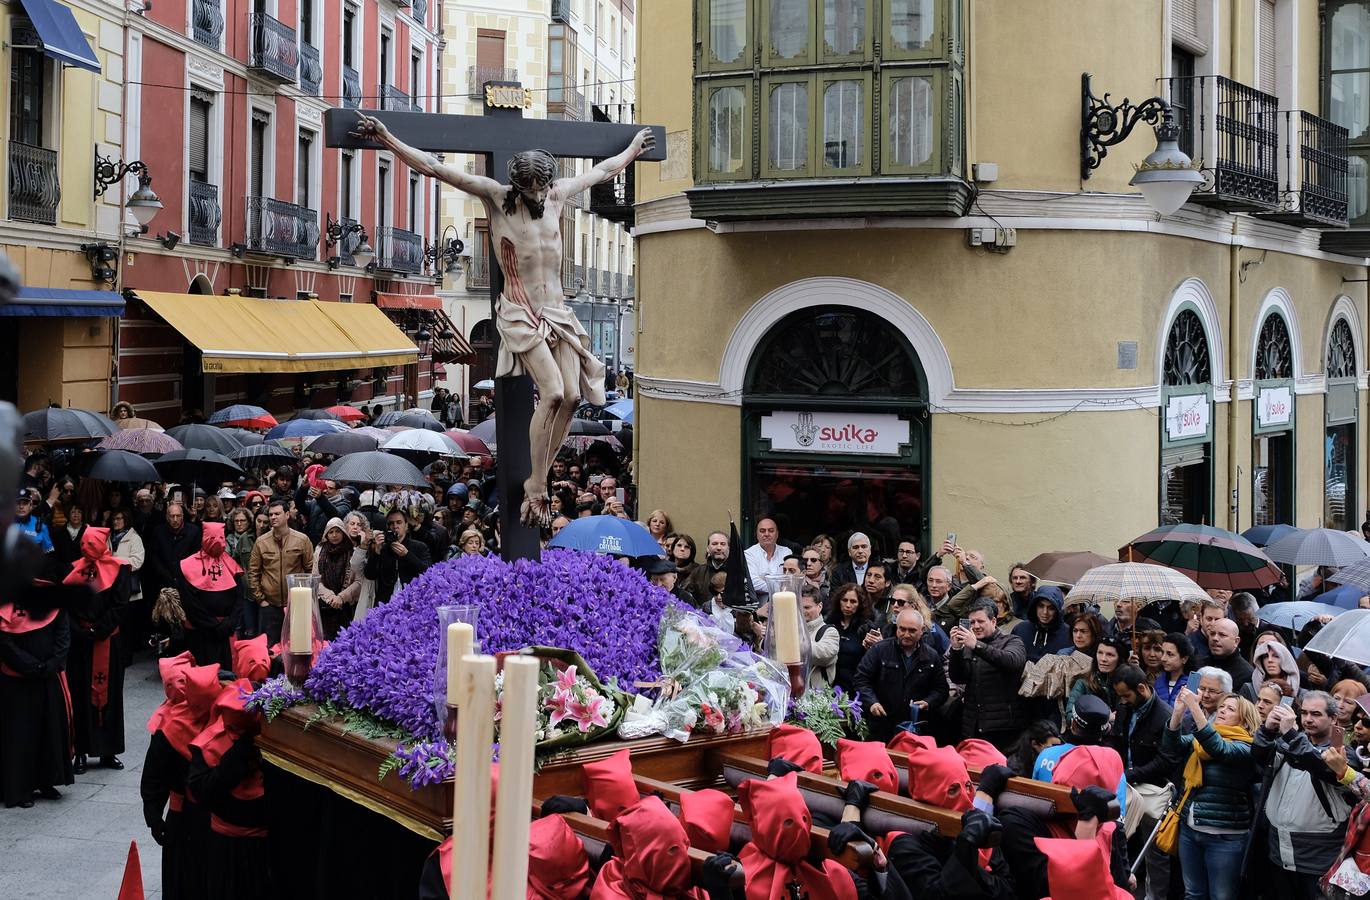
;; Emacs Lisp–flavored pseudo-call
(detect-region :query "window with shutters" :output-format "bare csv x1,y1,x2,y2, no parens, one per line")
408,174,420,233
340,151,356,219
188,92,217,246
411,49,423,110
188,96,211,183
380,28,392,86
1171,0,1207,55
343,6,356,67
1259,0,1278,96
297,129,315,210
1170,48,1196,160
250,112,270,199
378,162,391,229
1327,0,1370,226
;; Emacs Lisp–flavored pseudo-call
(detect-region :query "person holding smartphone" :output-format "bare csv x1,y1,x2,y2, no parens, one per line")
853,606,948,743
948,599,1027,752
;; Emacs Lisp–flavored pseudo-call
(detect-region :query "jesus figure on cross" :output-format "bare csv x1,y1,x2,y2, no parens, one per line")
352,112,654,526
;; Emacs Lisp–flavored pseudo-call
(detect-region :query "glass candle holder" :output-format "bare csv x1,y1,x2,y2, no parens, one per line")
434,605,479,740
283,573,323,684
763,574,810,700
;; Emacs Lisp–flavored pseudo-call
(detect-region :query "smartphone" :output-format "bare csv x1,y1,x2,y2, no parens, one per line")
947,532,957,546
173,490,184,503
1280,695,1295,708
589,474,604,485
1186,672,1202,693
614,488,625,504
1333,725,1346,750
908,703,920,726
959,618,972,631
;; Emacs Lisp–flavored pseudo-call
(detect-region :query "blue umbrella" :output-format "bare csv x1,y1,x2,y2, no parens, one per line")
1258,601,1347,630
265,419,349,440
1321,584,1368,610
602,400,634,424
1241,523,1300,548
547,515,665,557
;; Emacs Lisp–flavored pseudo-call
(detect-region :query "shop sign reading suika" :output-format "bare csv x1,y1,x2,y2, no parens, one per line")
1165,394,1210,442
1257,386,1293,428
761,411,908,455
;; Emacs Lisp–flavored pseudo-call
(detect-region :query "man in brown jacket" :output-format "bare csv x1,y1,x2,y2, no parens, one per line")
248,499,314,645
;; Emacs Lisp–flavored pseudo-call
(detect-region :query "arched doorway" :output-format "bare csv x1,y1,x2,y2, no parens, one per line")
1253,310,1296,526
742,306,928,557
1160,308,1215,524
468,319,495,420
1326,317,1358,529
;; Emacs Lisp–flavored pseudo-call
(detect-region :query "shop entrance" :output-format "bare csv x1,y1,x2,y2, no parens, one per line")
742,306,928,557
1252,310,1296,526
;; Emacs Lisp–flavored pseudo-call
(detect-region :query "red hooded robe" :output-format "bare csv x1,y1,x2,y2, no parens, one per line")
737,773,857,900
592,796,708,899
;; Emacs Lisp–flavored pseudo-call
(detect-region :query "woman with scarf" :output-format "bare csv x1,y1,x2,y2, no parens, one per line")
0,585,73,808
1065,636,1126,723
1160,688,1260,900
108,509,146,609
1154,632,1195,709
225,508,257,638
65,526,132,773
52,503,87,569
1251,639,1301,701
177,522,244,670
311,517,357,639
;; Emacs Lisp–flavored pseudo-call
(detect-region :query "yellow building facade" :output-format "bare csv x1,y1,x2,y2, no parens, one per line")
633,0,1370,568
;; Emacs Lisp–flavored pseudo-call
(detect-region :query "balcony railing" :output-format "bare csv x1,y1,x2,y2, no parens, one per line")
245,196,318,260
411,0,428,26
342,66,362,109
466,251,490,290
299,42,322,96
626,274,635,297
192,0,224,49
8,141,60,226
249,13,299,83
467,66,520,99
1259,111,1350,229
550,83,586,121
188,180,221,246
380,83,411,112
586,268,602,296
374,226,423,274
552,0,570,22
1164,75,1279,212
573,263,585,291
613,272,623,298
590,164,635,226
561,258,578,297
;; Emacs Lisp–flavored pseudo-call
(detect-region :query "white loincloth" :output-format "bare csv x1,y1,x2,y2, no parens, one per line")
494,294,607,407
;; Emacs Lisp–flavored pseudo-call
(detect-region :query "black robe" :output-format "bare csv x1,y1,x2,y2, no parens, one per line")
187,739,273,900
0,611,73,806
67,567,130,758
887,831,1015,900
141,730,209,900
178,574,243,671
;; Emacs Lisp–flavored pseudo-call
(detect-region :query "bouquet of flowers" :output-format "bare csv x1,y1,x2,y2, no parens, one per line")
497,648,627,750
786,685,868,746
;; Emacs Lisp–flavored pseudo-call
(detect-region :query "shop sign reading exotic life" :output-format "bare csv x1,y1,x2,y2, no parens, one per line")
1257,386,1293,428
761,411,908,455
1165,395,1210,442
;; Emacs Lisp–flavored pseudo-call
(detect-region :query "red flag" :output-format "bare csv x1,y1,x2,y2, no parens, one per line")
117,841,144,900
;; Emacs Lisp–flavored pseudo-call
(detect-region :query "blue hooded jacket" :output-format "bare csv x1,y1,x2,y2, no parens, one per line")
1010,585,1071,661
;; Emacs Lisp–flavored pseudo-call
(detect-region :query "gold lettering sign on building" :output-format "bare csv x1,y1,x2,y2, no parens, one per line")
485,84,532,110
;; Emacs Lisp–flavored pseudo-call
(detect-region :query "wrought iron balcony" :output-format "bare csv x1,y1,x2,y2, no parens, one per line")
188,180,221,246
590,164,635,226
8,141,60,226
299,42,322,97
467,66,520,99
249,13,298,83
192,0,224,49
245,196,319,260
1258,111,1350,229
1163,75,1279,212
342,66,361,109
552,0,570,23
374,225,423,274
380,84,411,112
466,250,490,290
410,0,428,26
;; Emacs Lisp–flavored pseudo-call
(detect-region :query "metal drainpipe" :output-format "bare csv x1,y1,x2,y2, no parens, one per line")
1229,223,1242,531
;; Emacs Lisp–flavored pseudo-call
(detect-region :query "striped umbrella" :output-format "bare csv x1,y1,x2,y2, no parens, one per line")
1064,562,1209,609
1121,523,1282,591
97,428,184,456
114,416,164,432
1329,557,1370,593
208,404,277,429
1240,523,1300,548
1263,528,1370,568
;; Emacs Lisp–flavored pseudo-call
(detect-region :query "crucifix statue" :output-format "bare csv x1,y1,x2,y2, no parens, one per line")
324,93,665,561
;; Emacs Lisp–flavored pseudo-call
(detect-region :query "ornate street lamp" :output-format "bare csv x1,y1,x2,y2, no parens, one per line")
93,155,164,231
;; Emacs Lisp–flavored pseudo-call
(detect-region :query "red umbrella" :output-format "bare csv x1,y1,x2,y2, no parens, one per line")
445,429,493,460
325,405,366,423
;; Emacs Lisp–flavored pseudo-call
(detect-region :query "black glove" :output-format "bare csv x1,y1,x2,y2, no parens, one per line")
540,795,589,816
148,817,165,846
1071,785,1120,824
841,778,879,811
700,852,741,896
767,757,805,778
827,821,876,856
975,764,1013,801
954,809,1002,869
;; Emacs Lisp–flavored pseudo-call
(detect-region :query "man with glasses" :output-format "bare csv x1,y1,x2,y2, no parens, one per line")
854,607,948,743
892,539,927,593
800,546,829,606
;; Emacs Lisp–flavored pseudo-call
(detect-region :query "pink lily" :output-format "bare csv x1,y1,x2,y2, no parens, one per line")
555,665,579,692
569,694,609,733
546,687,575,727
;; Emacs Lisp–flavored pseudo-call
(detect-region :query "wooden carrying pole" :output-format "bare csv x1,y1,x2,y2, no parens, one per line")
489,657,539,900
451,655,496,900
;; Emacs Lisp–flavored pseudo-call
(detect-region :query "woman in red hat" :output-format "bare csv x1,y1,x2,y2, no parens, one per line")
64,526,132,773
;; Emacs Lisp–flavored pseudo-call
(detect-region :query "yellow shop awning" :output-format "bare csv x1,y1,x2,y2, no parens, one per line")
131,292,418,374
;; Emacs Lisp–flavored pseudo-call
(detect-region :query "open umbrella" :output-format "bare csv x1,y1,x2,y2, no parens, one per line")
166,424,245,455
1329,557,1370,593
324,405,367,423
321,451,429,488
308,430,380,456
602,400,634,423
154,448,244,487
1302,608,1370,666
564,434,623,452
1022,551,1114,586
23,408,117,443
1263,528,1370,567
1121,523,1282,591
467,417,498,445
444,430,493,460
374,410,444,431
567,418,610,436
208,404,277,429
1064,562,1209,609
114,416,164,432
291,409,342,421
1321,584,1368,610
220,428,265,446
547,515,665,557
96,428,183,456
382,429,465,463
265,419,349,441
87,449,162,483
473,379,495,391
1257,601,1347,631
229,442,297,467
1241,523,1300,548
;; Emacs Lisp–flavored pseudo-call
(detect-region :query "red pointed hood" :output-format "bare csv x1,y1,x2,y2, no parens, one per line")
956,738,1008,770
231,634,271,682
0,602,61,633
836,739,898,795
678,788,735,854
191,678,261,766
154,652,196,703
528,814,594,899
907,744,974,813
147,661,222,759
64,526,129,593
593,796,706,899
181,522,242,591
767,724,823,773
1051,745,1124,797
1035,822,1132,900
737,774,856,900
886,731,936,754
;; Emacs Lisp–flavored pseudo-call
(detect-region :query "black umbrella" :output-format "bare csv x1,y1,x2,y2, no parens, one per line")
86,449,161,483
229,441,298,467
221,428,266,446
321,451,428,488
166,424,245,455
375,410,444,431
23,408,117,443
308,431,380,456
154,448,245,487
292,409,342,421
567,418,610,436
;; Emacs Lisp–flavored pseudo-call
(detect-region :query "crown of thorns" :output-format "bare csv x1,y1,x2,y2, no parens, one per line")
508,149,556,188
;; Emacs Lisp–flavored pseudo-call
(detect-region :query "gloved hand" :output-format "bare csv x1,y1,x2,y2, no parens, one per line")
1071,785,1120,824
827,821,876,856
148,817,165,846
975,764,1013,801
767,757,805,778
954,809,1002,869
841,778,879,811
700,852,741,896
540,795,589,816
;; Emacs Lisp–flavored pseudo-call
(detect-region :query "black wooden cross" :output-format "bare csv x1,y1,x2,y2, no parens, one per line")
324,89,666,562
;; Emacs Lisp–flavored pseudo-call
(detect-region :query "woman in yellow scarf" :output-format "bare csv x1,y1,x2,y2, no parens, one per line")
1160,687,1260,900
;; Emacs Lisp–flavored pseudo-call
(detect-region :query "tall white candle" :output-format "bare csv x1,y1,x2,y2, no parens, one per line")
451,654,495,900
772,591,801,664
489,657,537,900
446,623,473,706
288,586,313,654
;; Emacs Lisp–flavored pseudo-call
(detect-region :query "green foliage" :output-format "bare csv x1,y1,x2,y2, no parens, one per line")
786,686,869,747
